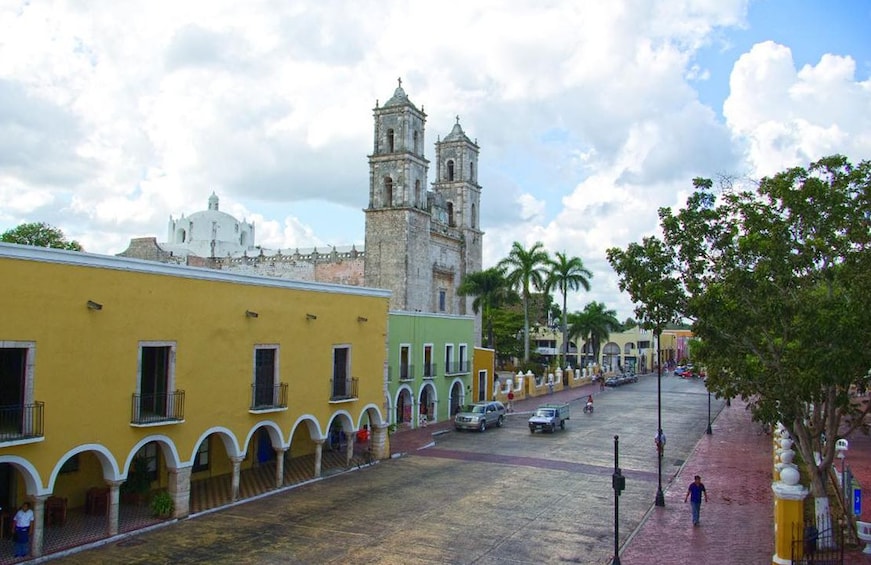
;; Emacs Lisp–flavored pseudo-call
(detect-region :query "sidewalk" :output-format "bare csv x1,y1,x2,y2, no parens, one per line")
388,380,871,564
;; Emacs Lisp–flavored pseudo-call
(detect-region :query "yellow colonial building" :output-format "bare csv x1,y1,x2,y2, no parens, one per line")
0,243,390,558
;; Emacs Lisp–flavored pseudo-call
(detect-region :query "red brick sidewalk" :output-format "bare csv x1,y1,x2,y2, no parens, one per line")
619,400,774,564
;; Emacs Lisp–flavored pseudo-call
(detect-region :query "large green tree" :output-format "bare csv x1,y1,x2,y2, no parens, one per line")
568,301,621,367
545,252,592,367
1,222,83,251
498,242,550,363
611,155,871,521
458,267,519,349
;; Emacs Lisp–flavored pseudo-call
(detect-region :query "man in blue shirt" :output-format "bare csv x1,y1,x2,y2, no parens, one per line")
684,475,708,526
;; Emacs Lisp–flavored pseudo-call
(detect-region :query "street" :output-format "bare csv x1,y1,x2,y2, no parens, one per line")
51,375,722,564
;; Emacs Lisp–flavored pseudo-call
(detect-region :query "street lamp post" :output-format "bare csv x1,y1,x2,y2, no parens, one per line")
654,332,665,507
612,435,625,565
706,386,713,435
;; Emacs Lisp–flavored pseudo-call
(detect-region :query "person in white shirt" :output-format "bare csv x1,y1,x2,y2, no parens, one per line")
13,501,35,557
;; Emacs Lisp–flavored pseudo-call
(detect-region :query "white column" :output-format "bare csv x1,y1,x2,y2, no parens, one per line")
31,494,48,558
274,448,288,488
106,480,124,536
230,456,243,502
168,466,192,518
314,440,324,478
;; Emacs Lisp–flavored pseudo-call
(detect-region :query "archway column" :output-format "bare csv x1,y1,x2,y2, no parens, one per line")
168,466,192,518
230,456,243,502
273,447,288,488
345,431,355,465
314,439,324,478
106,479,124,536
371,423,389,460
31,494,49,558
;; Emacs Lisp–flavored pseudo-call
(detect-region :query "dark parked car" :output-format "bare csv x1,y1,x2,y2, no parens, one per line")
605,376,621,387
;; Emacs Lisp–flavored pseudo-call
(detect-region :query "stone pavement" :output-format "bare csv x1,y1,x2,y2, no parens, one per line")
390,381,871,564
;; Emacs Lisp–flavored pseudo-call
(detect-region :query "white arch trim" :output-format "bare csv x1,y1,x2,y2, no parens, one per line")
240,421,286,457
288,414,325,443
0,455,46,496
355,403,385,429
123,434,183,477
48,444,122,491
188,426,243,464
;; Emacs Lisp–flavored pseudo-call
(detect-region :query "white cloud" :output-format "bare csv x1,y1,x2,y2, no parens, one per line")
724,41,871,177
1,1,868,322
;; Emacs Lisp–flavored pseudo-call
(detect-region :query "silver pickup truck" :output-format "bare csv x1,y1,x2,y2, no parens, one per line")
528,403,570,433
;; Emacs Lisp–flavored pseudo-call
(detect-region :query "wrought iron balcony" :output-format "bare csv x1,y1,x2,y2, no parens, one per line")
445,361,470,375
250,383,288,411
388,365,414,381
422,362,437,379
131,391,185,425
0,402,44,442
329,377,358,401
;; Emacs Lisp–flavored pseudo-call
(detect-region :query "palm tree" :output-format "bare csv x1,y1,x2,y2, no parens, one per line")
498,241,550,363
568,301,620,368
545,252,592,367
458,267,517,349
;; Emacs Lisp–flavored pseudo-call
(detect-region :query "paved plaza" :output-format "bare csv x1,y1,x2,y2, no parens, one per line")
36,374,871,564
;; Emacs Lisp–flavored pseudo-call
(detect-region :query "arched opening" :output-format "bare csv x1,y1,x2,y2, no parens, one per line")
387,129,395,153
384,177,393,207
415,179,421,206
396,388,412,426
447,160,455,181
447,202,455,227
470,161,475,182
175,228,186,244
413,130,419,154
449,381,464,416
471,203,476,229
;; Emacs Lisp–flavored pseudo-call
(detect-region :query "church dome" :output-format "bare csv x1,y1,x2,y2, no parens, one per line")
165,193,256,258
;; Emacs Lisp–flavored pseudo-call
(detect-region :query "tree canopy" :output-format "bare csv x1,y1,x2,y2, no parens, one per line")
1,222,83,251
498,241,550,362
458,267,519,349
545,252,592,367
609,155,871,506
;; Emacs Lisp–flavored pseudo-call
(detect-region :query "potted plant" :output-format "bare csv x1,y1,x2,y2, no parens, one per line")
121,458,151,506
150,490,174,518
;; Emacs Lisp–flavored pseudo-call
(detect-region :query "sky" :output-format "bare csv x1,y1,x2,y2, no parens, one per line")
1,0,870,321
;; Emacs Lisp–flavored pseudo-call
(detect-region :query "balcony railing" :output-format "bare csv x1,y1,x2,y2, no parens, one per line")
330,377,358,401
422,362,437,379
131,391,185,425
388,365,414,381
0,402,44,442
445,360,470,375
250,383,288,411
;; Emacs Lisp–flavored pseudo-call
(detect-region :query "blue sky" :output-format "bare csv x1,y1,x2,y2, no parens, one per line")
1,0,869,320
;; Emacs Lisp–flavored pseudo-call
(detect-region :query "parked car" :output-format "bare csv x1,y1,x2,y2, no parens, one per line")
605,376,621,387
454,401,506,432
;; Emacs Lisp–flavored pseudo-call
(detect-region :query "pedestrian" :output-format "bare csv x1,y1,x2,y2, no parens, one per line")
547,380,554,395
13,501,35,558
684,475,708,526
654,429,666,456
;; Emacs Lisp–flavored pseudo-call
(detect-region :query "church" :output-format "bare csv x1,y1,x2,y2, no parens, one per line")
119,81,483,325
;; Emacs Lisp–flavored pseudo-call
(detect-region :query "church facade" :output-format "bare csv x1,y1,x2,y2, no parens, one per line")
118,81,483,328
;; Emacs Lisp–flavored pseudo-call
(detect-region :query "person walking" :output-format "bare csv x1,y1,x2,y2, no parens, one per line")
13,501,35,558
684,475,708,526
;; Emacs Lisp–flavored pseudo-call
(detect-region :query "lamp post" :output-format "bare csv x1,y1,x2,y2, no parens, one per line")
654,331,665,507
612,435,625,565
836,439,849,506
706,385,712,435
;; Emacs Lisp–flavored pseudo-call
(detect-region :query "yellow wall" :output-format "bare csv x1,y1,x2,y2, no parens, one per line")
0,245,389,494
472,347,495,402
